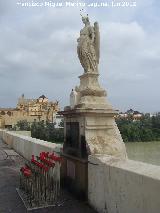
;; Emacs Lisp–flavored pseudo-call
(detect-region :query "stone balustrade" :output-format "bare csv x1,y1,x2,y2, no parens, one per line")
88,155,160,213
1,129,160,213
0,129,62,161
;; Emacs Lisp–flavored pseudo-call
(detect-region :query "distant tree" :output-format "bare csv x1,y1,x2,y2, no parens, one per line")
116,112,160,142
38,120,46,140
30,120,38,138
59,119,64,128
151,113,160,140
31,121,64,143
45,122,56,141
15,120,30,131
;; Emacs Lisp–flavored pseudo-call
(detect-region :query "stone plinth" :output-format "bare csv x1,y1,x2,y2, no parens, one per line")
61,72,127,159
74,73,113,110
60,104,127,199
61,108,127,159
79,73,105,96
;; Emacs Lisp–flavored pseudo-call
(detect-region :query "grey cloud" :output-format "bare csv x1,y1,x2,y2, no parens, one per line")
97,21,160,112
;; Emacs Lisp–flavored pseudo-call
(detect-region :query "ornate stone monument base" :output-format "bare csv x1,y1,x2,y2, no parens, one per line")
64,70,127,158
60,74,127,198
75,73,111,109
61,109,127,159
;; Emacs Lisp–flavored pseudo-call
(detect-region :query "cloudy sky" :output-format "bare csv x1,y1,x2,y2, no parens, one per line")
0,0,159,112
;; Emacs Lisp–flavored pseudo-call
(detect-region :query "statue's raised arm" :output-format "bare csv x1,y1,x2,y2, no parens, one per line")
77,15,100,74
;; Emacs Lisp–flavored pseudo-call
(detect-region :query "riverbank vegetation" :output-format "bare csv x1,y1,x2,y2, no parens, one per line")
116,113,160,142
31,120,63,143
12,112,160,143
12,120,64,143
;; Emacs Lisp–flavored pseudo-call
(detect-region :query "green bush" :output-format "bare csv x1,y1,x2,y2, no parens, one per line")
13,120,31,131
31,121,64,143
116,113,160,142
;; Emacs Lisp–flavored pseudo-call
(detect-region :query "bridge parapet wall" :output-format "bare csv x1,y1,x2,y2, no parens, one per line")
0,129,61,161
88,155,160,213
1,129,160,213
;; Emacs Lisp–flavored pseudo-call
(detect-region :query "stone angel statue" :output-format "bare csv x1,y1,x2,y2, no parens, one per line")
77,14,100,73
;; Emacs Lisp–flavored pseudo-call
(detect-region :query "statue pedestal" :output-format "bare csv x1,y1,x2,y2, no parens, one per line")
74,72,113,109
60,108,127,158
60,95,127,198
60,64,127,200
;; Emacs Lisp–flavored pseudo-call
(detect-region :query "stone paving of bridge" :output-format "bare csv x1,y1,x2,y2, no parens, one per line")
0,139,97,213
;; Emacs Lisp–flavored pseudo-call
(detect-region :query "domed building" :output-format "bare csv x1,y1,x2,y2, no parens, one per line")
0,94,60,128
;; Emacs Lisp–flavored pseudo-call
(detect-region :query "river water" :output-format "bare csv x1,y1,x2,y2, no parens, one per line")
126,142,160,166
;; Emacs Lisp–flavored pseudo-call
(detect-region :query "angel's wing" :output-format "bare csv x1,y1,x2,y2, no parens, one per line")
94,22,100,64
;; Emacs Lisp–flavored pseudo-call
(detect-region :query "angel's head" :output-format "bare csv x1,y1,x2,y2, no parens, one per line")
80,10,90,25
82,16,90,24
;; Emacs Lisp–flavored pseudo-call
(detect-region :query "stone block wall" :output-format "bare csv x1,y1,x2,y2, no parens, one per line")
88,155,160,213
0,130,62,160
1,129,160,213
